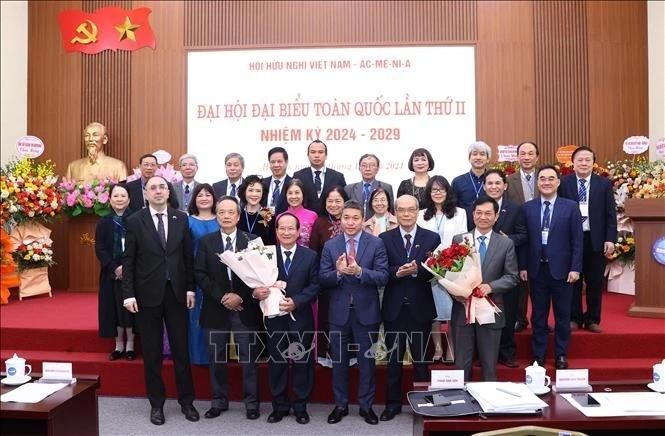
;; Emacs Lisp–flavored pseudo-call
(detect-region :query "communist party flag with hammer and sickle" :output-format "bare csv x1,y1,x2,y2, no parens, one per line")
58,6,156,54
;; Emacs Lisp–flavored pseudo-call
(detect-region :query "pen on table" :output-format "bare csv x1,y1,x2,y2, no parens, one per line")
496,386,522,397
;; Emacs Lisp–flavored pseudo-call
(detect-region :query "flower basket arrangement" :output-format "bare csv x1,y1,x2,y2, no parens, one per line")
0,228,19,304
58,176,117,217
0,158,62,229
11,238,55,271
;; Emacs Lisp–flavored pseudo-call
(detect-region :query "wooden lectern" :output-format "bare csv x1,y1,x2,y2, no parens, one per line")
624,198,665,318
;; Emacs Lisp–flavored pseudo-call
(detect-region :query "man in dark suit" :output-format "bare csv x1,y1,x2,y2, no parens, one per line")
505,141,540,332
320,200,389,425
172,153,200,212
126,154,179,214
122,175,198,425
252,213,320,425
520,165,583,370
344,153,394,219
559,146,617,333
261,146,292,215
194,196,262,420
293,140,347,215
483,169,528,368
212,152,245,201
379,195,440,421
450,197,519,381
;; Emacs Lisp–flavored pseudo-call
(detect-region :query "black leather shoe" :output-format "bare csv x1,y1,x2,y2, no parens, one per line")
150,407,165,425
555,355,569,369
181,404,199,422
327,406,348,424
125,350,136,360
246,409,260,420
109,350,125,361
359,408,379,425
498,358,519,368
267,410,289,423
380,408,401,421
295,410,310,424
204,406,227,418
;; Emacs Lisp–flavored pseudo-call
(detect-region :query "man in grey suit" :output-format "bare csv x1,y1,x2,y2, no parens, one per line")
504,141,540,332
450,197,519,381
172,154,200,213
344,153,394,219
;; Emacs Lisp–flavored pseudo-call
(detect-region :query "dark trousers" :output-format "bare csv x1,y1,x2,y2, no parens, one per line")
136,282,194,408
265,315,314,413
499,286,518,361
207,312,259,411
329,307,379,410
530,263,573,359
571,233,605,325
317,293,330,358
515,281,530,326
453,319,502,381
384,303,430,411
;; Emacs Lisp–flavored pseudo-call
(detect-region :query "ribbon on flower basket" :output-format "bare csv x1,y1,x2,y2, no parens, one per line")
217,239,295,321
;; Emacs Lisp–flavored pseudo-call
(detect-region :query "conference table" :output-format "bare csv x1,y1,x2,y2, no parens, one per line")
1,373,100,436
412,380,665,435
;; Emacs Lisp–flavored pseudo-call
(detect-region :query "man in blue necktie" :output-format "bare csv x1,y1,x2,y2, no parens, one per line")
449,197,518,381
344,154,394,219
254,213,320,425
558,146,617,334
520,165,583,370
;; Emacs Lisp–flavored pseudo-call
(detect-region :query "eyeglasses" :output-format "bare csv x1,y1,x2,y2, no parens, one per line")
396,207,418,214
372,198,388,204
360,163,378,169
431,188,446,194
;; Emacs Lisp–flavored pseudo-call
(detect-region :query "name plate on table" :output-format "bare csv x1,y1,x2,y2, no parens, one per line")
553,369,591,392
40,362,75,384
429,370,464,390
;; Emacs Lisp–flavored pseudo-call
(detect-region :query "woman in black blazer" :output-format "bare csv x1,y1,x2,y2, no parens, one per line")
95,184,136,360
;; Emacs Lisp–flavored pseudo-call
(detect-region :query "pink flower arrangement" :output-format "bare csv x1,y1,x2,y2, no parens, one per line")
58,177,116,217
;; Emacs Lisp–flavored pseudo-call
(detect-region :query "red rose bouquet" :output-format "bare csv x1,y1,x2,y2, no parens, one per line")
422,235,500,324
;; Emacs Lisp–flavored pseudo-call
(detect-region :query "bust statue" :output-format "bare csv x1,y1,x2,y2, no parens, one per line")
65,122,128,183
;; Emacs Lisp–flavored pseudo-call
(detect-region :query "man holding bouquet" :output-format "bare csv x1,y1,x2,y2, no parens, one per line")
194,196,262,420
451,197,519,381
255,212,320,424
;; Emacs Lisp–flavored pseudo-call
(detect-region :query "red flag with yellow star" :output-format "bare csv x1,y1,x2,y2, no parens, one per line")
58,6,156,54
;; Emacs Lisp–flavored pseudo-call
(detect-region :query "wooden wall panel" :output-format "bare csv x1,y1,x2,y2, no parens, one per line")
476,1,536,149
587,1,649,163
533,1,589,160
130,1,185,167
28,1,82,290
184,0,477,48
81,1,133,166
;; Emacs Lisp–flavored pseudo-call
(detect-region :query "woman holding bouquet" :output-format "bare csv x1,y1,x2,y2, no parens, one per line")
95,184,136,360
417,175,468,361
237,175,274,245
187,183,219,365
281,179,318,247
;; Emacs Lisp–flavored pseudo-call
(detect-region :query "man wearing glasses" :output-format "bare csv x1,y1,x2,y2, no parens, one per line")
345,154,394,219
126,153,179,214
